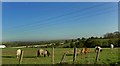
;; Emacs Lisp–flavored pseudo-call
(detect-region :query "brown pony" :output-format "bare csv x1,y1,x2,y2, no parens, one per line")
81,47,90,54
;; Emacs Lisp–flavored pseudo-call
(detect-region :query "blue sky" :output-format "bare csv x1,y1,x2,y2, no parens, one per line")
2,2,118,41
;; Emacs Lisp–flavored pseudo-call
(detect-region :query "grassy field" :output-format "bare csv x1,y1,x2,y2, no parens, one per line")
2,48,120,64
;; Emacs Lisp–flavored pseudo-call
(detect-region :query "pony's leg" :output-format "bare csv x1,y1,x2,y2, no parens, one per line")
16,54,19,58
47,53,49,57
37,54,39,57
44,54,46,57
40,53,42,57
17,55,18,58
84,51,87,54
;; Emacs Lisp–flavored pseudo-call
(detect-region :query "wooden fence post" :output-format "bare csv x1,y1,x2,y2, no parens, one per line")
73,47,76,64
19,50,24,64
95,49,100,63
60,53,66,64
52,44,54,64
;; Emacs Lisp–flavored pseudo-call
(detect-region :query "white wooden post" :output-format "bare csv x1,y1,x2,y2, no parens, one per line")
73,47,76,64
52,43,54,64
60,53,66,64
95,49,100,63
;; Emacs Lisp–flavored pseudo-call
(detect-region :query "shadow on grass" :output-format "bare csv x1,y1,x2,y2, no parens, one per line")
2,55,48,58
66,54,73,56
24,56,37,58
66,54,79,56
2,56,16,58
106,59,111,61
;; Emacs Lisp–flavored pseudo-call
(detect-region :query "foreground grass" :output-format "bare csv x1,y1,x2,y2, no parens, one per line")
2,48,120,64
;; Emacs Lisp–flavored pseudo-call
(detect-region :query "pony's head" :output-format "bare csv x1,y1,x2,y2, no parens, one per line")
46,50,50,57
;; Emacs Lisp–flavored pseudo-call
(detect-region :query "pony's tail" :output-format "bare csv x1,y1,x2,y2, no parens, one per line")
37,50,40,57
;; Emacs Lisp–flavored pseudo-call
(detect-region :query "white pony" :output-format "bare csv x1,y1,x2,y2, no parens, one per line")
95,46,102,52
16,49,22,58
111,44,114,49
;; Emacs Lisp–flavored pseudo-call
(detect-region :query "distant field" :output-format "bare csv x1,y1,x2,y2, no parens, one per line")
2,48,120,64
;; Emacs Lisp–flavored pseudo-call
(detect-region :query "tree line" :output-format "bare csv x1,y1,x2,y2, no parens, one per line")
2,31,120,48
63,31,120,48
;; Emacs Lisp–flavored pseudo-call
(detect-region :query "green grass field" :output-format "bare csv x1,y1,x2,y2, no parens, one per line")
2,48,120,64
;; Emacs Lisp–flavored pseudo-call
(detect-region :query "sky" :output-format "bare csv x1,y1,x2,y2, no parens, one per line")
2,2,118,41
2,0,120,2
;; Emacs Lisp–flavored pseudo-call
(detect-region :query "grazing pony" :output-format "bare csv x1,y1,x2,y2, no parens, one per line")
110,44,114,49
37,49,50,57
95,46,102,52
81,47,90,54
16,49,22,58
